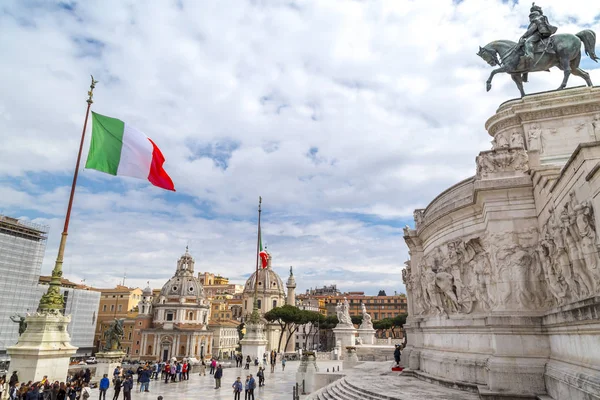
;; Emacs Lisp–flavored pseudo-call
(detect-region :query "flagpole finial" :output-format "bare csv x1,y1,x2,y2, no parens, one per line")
87,75,99,105
258,196,262,212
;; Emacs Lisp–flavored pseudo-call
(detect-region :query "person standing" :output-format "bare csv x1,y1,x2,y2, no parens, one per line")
214,365,223,389
80,383,91,400
244,376,250,400
393,344,401,365
182,361,188,381
281,358,286,371
231,377,243,400
112,377,122,400
139,368,150,392
122,376,133,400
256,367,264,387
247,375,256,400
98,374,109,400
163,363,170,384
210,358,216,375
245,356,251,370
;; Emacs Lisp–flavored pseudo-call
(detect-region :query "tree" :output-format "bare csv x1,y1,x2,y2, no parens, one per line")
264,305,303,352
373,318,392,338
350,315,363,326
389,314,407,338
377,290,387,296
317,315,338,351
299,311,323,350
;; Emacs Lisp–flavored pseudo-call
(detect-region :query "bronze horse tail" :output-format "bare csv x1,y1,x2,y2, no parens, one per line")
576,29,599,62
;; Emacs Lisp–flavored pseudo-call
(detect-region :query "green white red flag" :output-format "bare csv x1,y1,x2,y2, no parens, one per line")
259,229,268,269
85,112,175,191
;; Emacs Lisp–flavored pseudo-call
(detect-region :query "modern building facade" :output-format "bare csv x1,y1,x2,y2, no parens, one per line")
0,216,48,361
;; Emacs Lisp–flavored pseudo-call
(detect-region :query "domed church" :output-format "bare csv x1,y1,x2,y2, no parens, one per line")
138,248,213,361
242,249,296,352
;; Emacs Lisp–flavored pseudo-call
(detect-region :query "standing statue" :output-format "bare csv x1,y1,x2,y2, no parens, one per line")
477,3,597,97
359,303,373,329
103,318,125,351
10,315,27,336
335,298,353,326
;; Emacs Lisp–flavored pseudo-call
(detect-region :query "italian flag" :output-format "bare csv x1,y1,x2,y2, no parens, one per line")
85,112,175,191
259,229,268,269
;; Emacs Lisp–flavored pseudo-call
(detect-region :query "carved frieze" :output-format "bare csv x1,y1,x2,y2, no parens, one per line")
476,148,529,179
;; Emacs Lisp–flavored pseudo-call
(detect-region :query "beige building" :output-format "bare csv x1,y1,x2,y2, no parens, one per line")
137,248,213,361
91,285,143,352
209,319,240,359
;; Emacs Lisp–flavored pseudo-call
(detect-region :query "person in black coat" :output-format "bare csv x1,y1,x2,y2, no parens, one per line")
393,344,401,365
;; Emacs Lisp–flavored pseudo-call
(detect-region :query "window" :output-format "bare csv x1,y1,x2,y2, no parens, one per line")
128,332,132,340
166,312,174,321
272,300,277,309
102,305,107,312
135,350,139,354
136,341,140,345
257,300,262,309
118,305,122,311
110,305,114,311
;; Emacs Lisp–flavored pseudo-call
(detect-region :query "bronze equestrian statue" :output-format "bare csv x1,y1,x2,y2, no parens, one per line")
478,2,597,97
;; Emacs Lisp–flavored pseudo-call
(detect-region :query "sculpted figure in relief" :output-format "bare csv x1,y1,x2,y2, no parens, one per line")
575,200,600,289
510,131,525,148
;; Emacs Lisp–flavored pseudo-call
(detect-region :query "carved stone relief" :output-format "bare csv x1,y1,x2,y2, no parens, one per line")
476,148,529,179
414,209,424,230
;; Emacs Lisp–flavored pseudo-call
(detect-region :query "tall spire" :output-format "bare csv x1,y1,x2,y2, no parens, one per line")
249,196,262,324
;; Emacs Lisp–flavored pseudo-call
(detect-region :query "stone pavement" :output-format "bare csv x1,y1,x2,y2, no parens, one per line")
88,361,342,400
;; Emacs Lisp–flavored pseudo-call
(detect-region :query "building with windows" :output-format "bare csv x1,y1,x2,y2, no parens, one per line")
209,320,240,359
0,216,48,361
137,248,213,362
91,285,143,352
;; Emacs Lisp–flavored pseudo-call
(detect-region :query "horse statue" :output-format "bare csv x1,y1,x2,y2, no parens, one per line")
103,318,125,351
478,30,597,97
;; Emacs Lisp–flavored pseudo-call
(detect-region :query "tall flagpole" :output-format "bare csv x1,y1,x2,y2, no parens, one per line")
38,75,98,312
249,196,262,323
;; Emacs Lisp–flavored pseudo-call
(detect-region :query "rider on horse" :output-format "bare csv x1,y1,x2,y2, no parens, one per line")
519,3,558,67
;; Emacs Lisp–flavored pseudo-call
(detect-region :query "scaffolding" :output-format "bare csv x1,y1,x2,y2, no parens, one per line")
0,215,49,360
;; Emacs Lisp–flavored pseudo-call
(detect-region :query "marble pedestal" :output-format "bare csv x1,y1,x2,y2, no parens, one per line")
296,353,319,394
240,322,268,361
332,325,356,359
358,327,375,345
343,347,359,369
7,312,78,383
94,350,126,380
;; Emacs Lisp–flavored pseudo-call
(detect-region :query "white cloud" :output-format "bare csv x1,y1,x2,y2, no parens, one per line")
1,0,599,295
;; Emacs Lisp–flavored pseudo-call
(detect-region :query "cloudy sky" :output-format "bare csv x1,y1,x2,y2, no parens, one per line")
1,0,599,296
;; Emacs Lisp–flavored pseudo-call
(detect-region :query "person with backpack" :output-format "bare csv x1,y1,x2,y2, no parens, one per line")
80,383,91,400
247,375,256,400
122,376,133,400
256,367,264,387
112,377,122,400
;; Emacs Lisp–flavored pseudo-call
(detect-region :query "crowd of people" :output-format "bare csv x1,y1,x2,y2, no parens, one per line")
0,351,290,400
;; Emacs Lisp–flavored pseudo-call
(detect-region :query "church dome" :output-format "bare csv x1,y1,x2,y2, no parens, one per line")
159,248,206,301
243,252,286,297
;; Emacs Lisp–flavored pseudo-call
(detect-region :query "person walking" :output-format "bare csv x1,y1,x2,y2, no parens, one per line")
163,364,170,384
247,375,256,400
210,359,216,375
231,377,243,400
281,358,286,371
98,374,109,400
122,376,133,400
170,363,177,383
112,377,122,400
214,365,223,389
256,367,264,387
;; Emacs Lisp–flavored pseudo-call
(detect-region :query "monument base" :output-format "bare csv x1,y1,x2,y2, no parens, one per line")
357,327,375,345
296,352,319,394
7,312,78,383
333,325,356,357
94,350,126,380
240,322,268,361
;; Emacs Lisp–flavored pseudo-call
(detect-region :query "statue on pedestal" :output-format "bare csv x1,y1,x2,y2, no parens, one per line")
10,315,27,336
335,298,352,326
477,2,597,97
103,319,124,351
359,303,373,330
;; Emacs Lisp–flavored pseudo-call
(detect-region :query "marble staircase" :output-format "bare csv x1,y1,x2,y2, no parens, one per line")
310,376,401,400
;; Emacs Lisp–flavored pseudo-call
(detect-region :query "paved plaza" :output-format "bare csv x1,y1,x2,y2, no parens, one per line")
88,361,342,400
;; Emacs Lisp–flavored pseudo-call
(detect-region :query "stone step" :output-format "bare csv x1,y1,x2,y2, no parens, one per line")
338,380,377,400
344,378,403,400
331,381,362,400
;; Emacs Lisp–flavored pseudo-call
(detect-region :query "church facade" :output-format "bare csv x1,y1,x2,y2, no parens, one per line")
137,249,213,362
